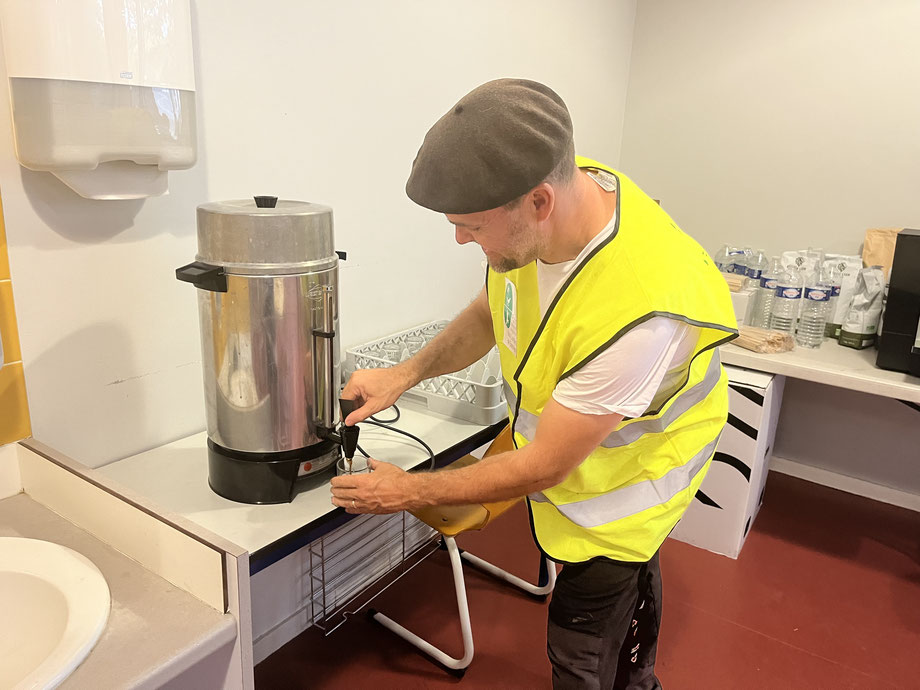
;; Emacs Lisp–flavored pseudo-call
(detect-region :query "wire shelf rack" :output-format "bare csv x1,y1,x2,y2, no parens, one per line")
308,512,440,634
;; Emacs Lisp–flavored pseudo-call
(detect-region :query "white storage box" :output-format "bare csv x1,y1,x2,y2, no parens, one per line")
344,320,506,425
730,287,756,326
669,364,785,558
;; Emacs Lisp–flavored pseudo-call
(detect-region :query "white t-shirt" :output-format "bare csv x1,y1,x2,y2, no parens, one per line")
538,211,699,418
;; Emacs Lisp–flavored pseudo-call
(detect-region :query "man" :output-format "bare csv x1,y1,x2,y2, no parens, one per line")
331,78,737,689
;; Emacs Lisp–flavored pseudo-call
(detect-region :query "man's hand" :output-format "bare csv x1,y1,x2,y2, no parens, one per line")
330,459,422,514
341,366,416,425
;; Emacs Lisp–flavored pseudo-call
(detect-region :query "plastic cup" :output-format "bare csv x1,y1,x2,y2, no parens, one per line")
469,361,486,382
336,456,370,475
362,348,384,364
405,335,425,355
422,324,442,342
381,342,402,363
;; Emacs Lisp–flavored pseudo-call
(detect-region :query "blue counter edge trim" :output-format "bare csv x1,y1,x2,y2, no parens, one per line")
248,418,508,575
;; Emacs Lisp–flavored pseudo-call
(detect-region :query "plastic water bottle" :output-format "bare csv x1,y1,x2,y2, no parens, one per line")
733,247,752,276
750,257,782,328
806,247,826,276
770,268,803,333
732,254,747,278
713,244,731,272
745,250,768,288
728,247,746,273
796,279,832,348
821,265,842,337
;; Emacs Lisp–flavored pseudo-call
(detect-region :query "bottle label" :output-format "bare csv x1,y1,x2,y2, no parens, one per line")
760,277,778,290
831,285,841,297
746,267,763,279
776,286,803,299
805,288,830,301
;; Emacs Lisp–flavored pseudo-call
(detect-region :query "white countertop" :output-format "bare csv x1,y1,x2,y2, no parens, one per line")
98,401,498,558
720,341,920,403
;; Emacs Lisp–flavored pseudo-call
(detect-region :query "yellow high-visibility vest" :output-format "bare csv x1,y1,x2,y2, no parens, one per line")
487,158,738,563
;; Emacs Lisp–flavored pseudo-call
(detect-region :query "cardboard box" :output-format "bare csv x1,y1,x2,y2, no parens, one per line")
669,365,785,558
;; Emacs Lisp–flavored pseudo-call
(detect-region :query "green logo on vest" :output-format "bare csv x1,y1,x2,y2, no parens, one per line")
503,283,514,328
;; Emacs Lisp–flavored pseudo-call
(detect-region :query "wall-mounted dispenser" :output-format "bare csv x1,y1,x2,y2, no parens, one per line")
0,0,196,199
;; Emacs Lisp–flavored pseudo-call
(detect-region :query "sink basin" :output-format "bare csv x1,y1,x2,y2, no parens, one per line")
0,538,110,689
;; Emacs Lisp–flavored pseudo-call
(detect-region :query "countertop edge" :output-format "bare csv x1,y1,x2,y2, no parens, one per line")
720,344,920,403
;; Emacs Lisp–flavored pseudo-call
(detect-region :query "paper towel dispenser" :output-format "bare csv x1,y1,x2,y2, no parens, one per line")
0,0,197,200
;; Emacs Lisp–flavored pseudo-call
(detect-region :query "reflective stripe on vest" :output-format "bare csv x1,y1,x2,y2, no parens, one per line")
528,429,721,528
600,349,722,448
508,348,722,447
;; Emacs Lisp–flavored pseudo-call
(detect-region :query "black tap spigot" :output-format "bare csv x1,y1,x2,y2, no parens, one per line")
338,398,360,460
318,398,362,462
340,424,360,461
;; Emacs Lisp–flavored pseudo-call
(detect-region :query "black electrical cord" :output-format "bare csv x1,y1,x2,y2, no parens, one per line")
354,404,435,470
369,406,401,424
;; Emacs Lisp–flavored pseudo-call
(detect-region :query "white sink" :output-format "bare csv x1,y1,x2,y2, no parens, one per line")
0,538,110,689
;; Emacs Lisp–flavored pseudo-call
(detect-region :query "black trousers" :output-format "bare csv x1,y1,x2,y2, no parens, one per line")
547,551,662,690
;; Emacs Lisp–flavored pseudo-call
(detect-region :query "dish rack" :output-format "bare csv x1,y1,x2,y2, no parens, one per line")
344,320,507,425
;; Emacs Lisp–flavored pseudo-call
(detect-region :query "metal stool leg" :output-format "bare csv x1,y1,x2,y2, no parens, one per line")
460,551,556,597
369,536,556,674
370,536,474,672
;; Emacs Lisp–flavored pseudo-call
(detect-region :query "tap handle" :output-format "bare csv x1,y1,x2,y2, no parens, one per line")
339,398,359,424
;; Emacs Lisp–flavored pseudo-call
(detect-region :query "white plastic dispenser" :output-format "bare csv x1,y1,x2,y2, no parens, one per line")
0,0,196,199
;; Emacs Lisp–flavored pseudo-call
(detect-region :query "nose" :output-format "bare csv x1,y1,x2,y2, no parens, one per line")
455,226,474,245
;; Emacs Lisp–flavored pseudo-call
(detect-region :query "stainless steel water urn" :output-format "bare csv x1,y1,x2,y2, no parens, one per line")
177,196,344,503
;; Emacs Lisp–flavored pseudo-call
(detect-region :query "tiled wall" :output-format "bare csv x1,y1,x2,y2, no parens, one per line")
0,193,30,444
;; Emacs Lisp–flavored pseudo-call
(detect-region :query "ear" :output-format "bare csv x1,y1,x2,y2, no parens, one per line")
528,183,555,223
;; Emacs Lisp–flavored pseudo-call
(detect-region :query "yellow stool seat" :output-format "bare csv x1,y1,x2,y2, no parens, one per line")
410,426,520,537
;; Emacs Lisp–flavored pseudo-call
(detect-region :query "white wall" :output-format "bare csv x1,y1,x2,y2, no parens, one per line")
773,379,920,495
0,1,637,467
620,0,920,258
620,0,920,494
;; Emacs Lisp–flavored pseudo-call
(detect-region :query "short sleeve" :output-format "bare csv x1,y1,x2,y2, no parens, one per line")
552,317,697,417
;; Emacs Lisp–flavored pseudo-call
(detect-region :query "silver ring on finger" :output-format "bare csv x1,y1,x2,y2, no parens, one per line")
352,499,356,509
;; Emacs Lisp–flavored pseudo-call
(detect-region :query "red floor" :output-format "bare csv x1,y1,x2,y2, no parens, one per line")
255,473,920,689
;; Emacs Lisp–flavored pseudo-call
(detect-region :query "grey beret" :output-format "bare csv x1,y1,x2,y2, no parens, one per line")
406,78,574,214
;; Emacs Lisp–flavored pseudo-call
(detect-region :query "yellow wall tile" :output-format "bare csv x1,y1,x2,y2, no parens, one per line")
0,192,29,442
0,281,22,363
0,361,30,443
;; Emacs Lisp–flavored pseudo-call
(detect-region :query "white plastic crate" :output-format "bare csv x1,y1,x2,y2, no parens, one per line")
344,320,507,425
